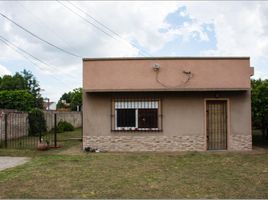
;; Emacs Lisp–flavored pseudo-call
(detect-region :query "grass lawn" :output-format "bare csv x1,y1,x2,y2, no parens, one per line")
0,129,267,198
0,129,82,157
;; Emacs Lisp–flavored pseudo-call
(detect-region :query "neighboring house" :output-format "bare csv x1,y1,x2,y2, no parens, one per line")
43,101,57,111
83,57,254,151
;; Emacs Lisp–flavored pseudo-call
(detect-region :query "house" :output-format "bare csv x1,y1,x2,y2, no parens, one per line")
43,101,57,111
83,57,254,151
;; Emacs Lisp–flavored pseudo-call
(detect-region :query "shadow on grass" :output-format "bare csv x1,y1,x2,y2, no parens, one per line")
252,129,268,149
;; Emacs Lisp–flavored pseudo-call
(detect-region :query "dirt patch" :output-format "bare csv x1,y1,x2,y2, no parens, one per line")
58,143,83,155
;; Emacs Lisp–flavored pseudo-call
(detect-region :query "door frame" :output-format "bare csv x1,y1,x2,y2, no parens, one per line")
204,98,230,150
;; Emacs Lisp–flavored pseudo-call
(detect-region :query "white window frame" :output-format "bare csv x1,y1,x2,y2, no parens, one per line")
114,100,159,131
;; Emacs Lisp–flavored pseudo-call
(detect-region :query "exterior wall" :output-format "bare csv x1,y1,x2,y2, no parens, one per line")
83,91,252,151
0,112,28,141
0,111,82,142
44,111,82,131
83,58,254,91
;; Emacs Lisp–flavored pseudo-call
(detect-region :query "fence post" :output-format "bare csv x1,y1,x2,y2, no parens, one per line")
54,113,57,147
81,111,83,138
39,111,42,143
4,113,8,148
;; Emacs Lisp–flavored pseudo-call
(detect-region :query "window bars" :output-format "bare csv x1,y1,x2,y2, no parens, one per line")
111,98,162,132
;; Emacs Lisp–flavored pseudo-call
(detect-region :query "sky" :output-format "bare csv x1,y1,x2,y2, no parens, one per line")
0,1,268,102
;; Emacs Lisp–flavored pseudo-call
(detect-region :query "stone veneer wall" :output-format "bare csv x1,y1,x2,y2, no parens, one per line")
229,134,252,150
83,135,206,152
83,134,252,152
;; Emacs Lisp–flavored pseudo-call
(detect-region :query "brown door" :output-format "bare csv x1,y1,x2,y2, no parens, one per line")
206,100,227,150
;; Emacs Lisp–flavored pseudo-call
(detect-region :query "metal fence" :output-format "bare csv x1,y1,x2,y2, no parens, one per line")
0,111,82,149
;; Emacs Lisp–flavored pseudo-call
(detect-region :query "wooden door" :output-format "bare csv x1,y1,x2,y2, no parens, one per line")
206,100,227,150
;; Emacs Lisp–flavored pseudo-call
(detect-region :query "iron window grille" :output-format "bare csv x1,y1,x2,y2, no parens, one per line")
111,98,162,132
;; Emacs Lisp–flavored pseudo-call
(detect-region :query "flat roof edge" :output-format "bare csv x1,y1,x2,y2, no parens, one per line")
83,56,250,61
84,88,250,92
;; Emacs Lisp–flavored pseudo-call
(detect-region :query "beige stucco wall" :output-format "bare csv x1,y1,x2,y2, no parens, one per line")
83,58,254,91
83,91,252,151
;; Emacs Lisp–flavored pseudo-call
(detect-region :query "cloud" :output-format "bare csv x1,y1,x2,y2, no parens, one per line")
182,1,268,57
168,1,268,79
0,64,12,76
0,1,179,72
1,1,268,101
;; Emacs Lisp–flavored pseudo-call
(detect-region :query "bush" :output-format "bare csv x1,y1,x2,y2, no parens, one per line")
56,121,74,133
28,108,47,136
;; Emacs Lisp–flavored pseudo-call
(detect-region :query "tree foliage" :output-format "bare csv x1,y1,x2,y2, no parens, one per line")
57,88,82,111
28,108,47,136
70,88,82,111
0,90,34,111
251,79,268,138
0,69,43,111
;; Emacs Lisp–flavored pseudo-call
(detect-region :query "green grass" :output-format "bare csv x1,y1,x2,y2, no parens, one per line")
0,129,82,157
0,152,268,198
1,128,82,149
0,129,267,198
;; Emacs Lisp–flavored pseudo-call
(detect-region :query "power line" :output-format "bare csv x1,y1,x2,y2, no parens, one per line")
0,37,66,84
67,1,152,57
0,35,50,67
0,35,77,79
0,36,77,86
58,1,151,57
0,12,82,58
0,35,78,80
0,36,73,79
0,37,40,68
17,1,80,56
57,1,118,40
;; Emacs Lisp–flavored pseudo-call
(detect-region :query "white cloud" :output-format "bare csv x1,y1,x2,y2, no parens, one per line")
0,64,12,76
1,1,268,100
172,1,268,80
183,1,268,57
0,1,179,71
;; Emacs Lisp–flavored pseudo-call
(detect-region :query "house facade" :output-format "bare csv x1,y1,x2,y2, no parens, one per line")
83,57,254,151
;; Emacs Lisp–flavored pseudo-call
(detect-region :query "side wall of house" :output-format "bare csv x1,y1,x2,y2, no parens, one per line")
83,91,251,151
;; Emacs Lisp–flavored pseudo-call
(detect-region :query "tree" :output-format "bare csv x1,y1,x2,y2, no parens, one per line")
57,92,72,110
70,88,82,111
28,108,47,136
21,69,43,108
251,79,268,139
0,69,43,110
0,73,25,90
57,88,82,111
0,90,34,111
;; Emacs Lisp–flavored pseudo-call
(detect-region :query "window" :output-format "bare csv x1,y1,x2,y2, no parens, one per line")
138,109,158,128
111,98,162,131
117,109,136,128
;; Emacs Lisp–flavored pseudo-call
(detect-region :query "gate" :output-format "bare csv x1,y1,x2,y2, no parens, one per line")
206,100,228,150
0,111,56,149
0,111,82,149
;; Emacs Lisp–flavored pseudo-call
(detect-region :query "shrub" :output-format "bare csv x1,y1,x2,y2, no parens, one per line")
28,108,47,136
55,120,74,133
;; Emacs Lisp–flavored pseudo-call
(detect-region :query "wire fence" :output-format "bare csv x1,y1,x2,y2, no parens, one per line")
0,111,82,149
